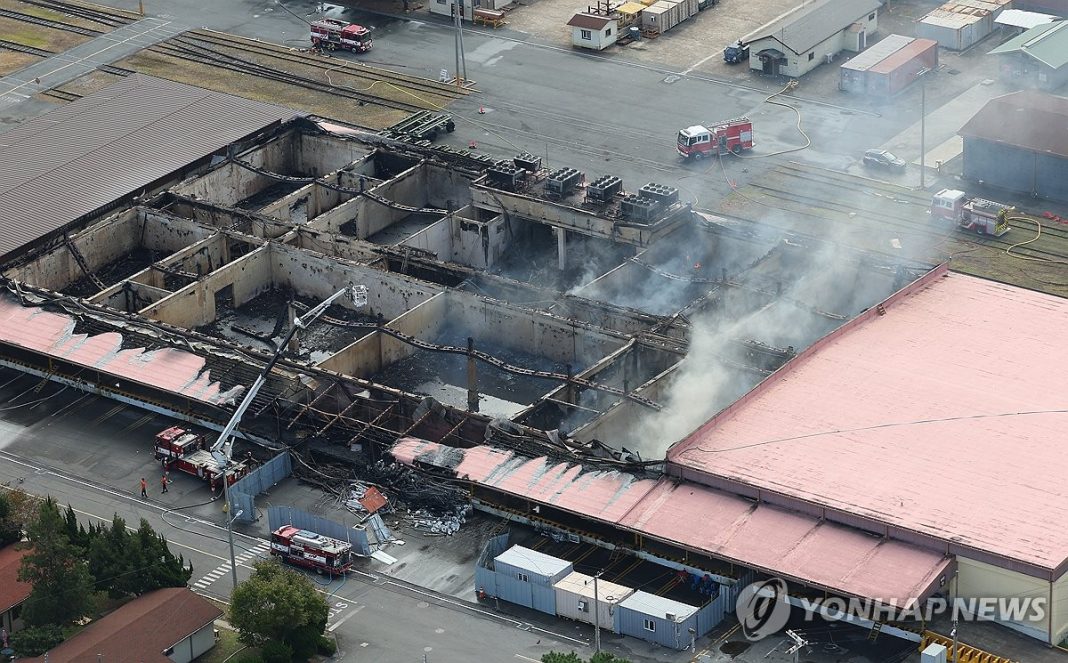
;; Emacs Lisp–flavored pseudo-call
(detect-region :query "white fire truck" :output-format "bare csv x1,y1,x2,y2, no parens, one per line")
310,18,373,53
154,426,250,492
270,525,354,574
930,189,1012,237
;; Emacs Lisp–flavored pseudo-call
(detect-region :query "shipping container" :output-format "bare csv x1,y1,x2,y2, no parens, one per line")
916,10,984,49
688,0,700,16
660,0,683,23
490,545,573,615
553,572,634,629
839,34,915,92
614,591,700,650
641,3,673,32
867,38,939,95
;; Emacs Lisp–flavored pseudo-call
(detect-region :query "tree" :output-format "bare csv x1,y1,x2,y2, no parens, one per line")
0,491,22,546
9,625,65,656
130,518,192,592
84,516,191,599
18,497,94,627
230,560,329,661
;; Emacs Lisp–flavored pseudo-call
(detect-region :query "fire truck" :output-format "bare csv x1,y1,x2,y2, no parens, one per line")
270,525,354,575
310,18,372,53
930,189,1012,237
154,426,250,491
677,117,754,160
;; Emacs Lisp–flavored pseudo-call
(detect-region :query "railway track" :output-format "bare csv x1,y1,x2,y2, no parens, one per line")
14,0,134,27
186,30,467,103
0,7,102,36
764,164,1068,262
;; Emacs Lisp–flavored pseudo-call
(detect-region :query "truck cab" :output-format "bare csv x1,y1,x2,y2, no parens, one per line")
677,118,753,159
930,189,1011,236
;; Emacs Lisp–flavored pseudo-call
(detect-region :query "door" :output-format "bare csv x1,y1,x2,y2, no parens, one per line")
762,55,773,75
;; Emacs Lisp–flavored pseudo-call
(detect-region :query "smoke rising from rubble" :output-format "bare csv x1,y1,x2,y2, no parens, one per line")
591,215,925,459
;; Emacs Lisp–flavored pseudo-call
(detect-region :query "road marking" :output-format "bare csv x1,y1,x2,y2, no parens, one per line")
193,581,210,588
121,413,155,432
681,52,721,76
92,404,125,424
515,655,541,662
327,605,364,632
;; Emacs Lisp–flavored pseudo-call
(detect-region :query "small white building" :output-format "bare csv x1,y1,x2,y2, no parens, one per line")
553,571,635,629
430,0,512,21
744,0,881,77
567,13,618,50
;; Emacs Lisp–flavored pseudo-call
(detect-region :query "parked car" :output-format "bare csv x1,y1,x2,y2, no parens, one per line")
863,149,907,170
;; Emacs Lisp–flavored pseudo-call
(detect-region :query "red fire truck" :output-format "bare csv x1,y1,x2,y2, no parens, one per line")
677,117,754,160
154,426,250,492
270,525,354,575
310,18,373,53
930,189,1012,237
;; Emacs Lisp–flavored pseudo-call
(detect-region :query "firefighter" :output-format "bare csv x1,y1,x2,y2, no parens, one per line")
139,477,147,498
161,474,170,494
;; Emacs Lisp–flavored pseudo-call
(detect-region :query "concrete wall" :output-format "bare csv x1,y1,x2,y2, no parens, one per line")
297,132,372,176
425,162,472,209
285,227,383,264
317,292,446,377
400,212,510,269
141,246,272,329
444,291,625,367
95,281,173,312
259,181,354,225
172,132,299,206
6,208,215,292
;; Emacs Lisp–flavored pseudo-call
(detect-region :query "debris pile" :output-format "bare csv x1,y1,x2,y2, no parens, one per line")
408,503,473,536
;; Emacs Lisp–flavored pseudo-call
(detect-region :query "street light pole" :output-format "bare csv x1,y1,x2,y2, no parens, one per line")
211,285,367,591
918,67,931,190
593,571,602,655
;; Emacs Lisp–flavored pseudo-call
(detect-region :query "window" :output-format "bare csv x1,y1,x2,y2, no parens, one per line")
578,600,589,612
808,52,814,61
868,12,875,19
606,28,612,36
643,618,656,632
581,29,592,40
517,572,529,582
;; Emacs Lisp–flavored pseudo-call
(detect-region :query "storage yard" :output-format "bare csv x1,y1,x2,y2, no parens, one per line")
2,0,1068,661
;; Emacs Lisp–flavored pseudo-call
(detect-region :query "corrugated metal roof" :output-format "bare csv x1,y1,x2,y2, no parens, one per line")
668,269,1068,573
960,88,1068,155
391,438,955,602
989,19,1068,68
920,8,985,27
618,591,698,620
994,8,1060,28
868,38,937,74
553,571,634,603
0,74,297,261
495,546,572,577
744,0,882,54
841,34,914,72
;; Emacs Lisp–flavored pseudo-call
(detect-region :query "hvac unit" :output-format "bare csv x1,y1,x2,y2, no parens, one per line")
638,183,679,206
587,175,623,203
546,167,584,196
514,152,543,172
488,160,525,190
620,194,660,222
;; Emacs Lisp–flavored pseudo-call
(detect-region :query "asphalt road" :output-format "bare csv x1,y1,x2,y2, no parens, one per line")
0,372,604,663
91,0,913,214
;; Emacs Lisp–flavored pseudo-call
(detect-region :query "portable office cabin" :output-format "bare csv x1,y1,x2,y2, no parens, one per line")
553,571,635,629
615,591,700,650
492,545,573,614
918,0,1014,49
840,34,914,91
567,13,618,50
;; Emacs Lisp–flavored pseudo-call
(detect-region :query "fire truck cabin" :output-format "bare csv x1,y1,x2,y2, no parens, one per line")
154,426,206,462
271,526,354,574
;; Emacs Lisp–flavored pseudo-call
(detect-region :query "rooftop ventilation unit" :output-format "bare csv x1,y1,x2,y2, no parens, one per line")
546,167,583,196
587,175,623,203
488,160,525,191
620,194,660,222
514,152,543,172
639,183,679,206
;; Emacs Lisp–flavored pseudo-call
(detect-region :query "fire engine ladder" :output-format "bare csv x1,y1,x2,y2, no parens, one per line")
868,621,884,641
64,234,106,292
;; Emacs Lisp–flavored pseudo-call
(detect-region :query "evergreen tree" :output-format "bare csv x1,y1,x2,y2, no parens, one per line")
88,515,138,599
131,518,191,593
231,560,329,659
62,504,89,551
18,497,94,626
0,492,22,547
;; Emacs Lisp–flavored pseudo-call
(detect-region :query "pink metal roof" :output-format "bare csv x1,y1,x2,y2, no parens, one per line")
392,437,658,522
669,271,1068,573
391,438,953,601
620,481,953,603
0,297,240,405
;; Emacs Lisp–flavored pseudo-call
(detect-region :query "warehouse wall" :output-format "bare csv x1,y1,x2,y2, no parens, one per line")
963,139,1035,196
955,556,1051,642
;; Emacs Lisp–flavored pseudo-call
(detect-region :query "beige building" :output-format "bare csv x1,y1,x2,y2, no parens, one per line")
744,0,880,77
553,570,634,628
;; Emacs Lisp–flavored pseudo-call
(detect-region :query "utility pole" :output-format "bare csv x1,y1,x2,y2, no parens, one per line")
951,620,958,663
453,1,463,90
918,67,931,189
